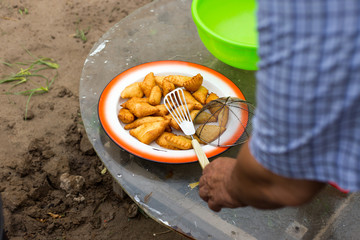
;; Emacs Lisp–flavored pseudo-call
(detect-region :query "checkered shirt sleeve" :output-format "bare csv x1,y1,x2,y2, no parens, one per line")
250,0,360,191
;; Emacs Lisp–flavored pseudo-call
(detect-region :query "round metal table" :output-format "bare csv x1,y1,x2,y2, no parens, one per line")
80,0,348,239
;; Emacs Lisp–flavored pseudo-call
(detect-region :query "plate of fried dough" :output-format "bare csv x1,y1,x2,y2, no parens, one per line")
98,60,246,164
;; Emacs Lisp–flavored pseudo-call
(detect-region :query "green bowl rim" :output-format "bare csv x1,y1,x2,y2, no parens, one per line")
191,0,258,49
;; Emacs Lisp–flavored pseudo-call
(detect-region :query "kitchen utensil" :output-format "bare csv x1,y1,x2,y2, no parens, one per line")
164,88,210,169
194,97,255,147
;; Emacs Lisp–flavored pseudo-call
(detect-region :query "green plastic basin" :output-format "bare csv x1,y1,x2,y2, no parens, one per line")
191,0,259,70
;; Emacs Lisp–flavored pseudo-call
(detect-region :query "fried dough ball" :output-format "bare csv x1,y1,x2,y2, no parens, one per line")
121,82,144,98
141,72,156,97
149,85,162,105
164,133,193,150
190,110,217,124
118,108,135,124
182,90,203,110
121,97,149,109
124,116,165,130
129,120,169,145
164,75,191,87
196,124,226,143
183,73,203,92
192,86,208,105
126,102,159,118
156,132,180,150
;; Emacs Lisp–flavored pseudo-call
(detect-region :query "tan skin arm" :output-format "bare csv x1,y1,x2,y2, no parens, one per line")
198,140,325,211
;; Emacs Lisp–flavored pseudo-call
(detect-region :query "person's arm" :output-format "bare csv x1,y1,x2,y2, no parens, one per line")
198,140,325,211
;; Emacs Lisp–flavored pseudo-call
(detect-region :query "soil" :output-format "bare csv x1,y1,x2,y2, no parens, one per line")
0,1,188,239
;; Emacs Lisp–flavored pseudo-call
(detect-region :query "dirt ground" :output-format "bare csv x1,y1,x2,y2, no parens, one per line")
0,0,188,239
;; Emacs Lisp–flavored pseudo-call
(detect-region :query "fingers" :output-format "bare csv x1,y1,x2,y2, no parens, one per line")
199,174,224,211
198,186,209,202
198,175,209,201
199,181,222,211
208,198,222,212
199,157,249,211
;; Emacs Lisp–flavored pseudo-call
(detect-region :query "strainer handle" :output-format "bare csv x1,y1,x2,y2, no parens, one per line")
192,139,209,169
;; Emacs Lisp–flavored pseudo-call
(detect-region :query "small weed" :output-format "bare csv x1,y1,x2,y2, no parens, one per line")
1,58,12,67
74,20,90,43
77,111,84,125
0,49,59,120
75,26,90,43
18,7,29,15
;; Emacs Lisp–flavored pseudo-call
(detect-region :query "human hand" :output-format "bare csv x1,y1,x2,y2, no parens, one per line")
200,141,325,210
199,157,247,212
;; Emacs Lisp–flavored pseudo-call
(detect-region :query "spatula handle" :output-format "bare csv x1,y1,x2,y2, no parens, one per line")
191,139,210,169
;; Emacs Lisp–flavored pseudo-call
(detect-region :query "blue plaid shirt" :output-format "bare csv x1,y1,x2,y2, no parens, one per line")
250,0,360,192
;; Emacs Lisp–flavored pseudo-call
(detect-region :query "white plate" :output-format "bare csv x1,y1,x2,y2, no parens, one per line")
98,60,246,164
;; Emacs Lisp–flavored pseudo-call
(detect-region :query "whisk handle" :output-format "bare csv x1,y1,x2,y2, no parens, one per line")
192,139,209,169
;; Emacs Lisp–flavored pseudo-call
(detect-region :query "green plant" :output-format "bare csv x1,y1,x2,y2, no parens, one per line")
74,20,90,43
18,7,29,15
0,50,59,120
75,27,90,43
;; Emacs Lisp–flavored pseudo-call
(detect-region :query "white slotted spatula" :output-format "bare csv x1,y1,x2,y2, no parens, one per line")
164,88,210,169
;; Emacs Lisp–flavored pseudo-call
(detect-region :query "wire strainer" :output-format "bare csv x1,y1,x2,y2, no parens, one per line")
193,97,255,147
